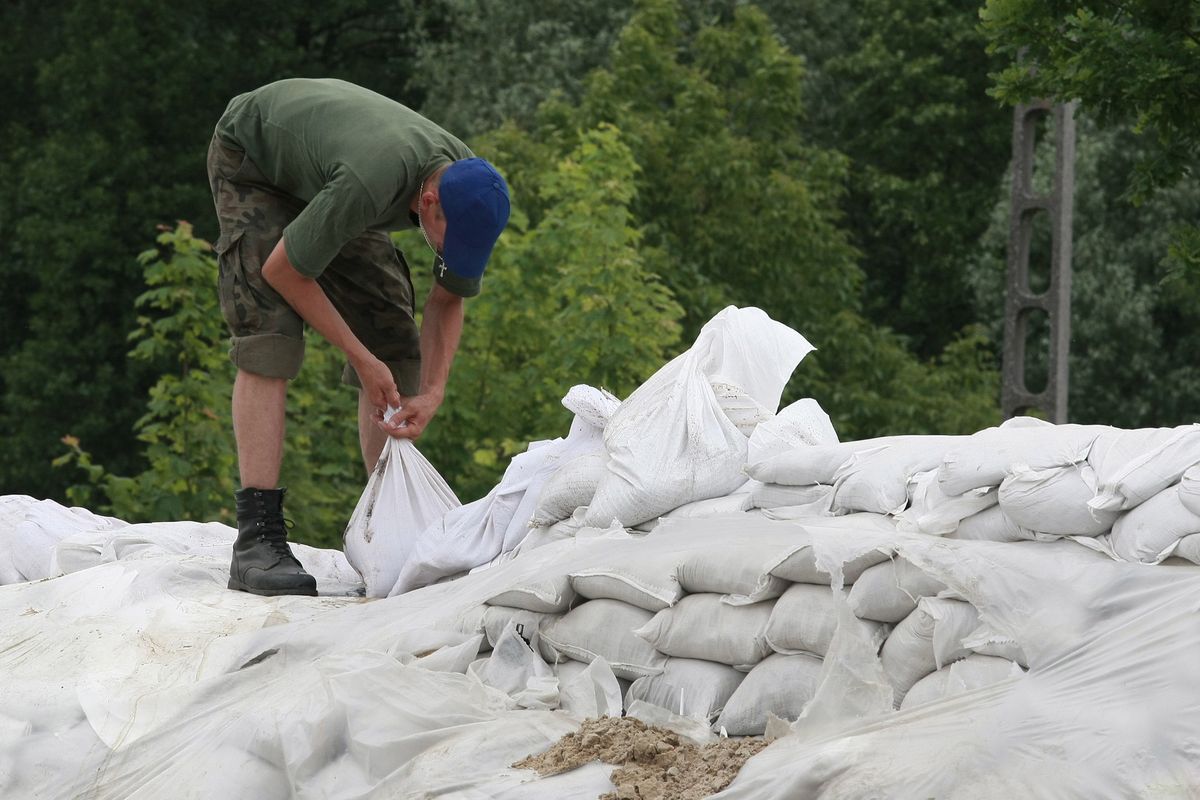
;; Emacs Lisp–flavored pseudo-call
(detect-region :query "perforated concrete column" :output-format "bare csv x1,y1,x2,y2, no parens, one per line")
1001,101,1076,422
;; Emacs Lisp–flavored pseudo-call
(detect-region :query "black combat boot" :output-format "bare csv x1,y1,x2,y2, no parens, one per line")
230,487,317,596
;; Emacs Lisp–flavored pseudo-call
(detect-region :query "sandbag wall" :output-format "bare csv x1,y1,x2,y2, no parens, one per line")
743,418,1200,565
457,517,1027,735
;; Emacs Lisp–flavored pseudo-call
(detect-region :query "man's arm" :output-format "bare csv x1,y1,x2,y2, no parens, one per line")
260,239,401,413
379,283,464,440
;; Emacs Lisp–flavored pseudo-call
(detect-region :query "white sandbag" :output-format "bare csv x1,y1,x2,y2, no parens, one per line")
963,624,1029,668
569,551,683,613
393,387,618,594
479,605,559,656
746,481,831,511
1171,532,1200,566
715,652,824,736
519,384,622,529
946,504,1031,542
832,436,968,515
634,594,774,669
675,542,790,605
879,597,980,706
1179,465,1200,517
342,436,461,598
765,583,888,657
768,515,898,586
560,383,621,429
746,437,902,487
553,658,632,708
529,451,608,527
487,571,577,614
937,419,1103,496
660,493,755,520
1088,424,1200,513
624,658,745,721
895,470,997,536
540,599,667,680
1109,483,1200,564
585,307,813,528
999,463,1116,536
746,398,839,465
899,654,1022,711
847,557,948,623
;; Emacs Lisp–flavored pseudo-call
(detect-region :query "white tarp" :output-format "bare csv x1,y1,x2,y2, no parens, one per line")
3,496,1200,798
714,538,1200,798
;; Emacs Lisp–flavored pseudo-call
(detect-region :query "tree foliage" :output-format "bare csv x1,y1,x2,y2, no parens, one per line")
982,0,1200,199
802,0,1013,355
505,0,1001,439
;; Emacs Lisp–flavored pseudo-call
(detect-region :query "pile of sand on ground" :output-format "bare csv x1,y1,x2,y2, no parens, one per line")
513,716,768,800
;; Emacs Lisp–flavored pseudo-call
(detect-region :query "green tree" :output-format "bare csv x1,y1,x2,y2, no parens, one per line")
982,0,1200,200
982,0,1200,278
514,0,1001,438
803,0,1013,356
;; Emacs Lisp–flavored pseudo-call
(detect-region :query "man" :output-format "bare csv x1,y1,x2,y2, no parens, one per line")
207,78,510,597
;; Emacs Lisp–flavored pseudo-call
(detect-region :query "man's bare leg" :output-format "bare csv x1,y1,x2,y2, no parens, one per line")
228,369,315,596
359,389,387,475
232,369,288,488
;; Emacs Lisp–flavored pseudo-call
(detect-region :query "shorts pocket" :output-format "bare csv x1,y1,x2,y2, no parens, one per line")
215,230,261,334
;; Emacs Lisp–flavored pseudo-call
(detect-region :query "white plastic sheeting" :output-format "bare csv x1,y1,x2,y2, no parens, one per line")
4,495,1200,798
715,538,1200,799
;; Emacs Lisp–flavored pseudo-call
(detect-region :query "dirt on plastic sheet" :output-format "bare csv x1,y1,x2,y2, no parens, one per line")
513,716,768,800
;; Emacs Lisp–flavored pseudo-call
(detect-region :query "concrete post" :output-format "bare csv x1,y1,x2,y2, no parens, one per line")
1001,101,1076,423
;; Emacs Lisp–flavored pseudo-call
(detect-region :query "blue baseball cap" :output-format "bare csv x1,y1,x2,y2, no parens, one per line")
440,158,510,281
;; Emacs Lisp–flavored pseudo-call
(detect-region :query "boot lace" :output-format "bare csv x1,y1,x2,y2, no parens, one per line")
256,516,300,565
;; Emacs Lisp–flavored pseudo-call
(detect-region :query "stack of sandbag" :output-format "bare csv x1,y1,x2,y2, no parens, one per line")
848,563,1028,707
455,514,916,735
937,420,1200,565
744,435,985,529
740,415,1200,567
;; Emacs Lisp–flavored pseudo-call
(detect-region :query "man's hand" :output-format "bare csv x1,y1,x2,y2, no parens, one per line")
354,355,403,421
376,392,443,440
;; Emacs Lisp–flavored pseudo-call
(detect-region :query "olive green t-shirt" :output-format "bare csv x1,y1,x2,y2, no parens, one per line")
215,78,474,286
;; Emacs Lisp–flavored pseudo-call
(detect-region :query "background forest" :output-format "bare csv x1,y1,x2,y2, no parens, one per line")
2,0,1197,547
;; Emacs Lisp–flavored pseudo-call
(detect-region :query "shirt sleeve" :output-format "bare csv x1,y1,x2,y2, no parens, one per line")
282,167,378,278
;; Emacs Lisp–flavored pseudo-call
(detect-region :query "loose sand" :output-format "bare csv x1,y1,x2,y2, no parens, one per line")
514,716,768,800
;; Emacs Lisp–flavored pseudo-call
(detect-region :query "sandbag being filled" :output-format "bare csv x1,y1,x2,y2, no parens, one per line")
343,435,460,598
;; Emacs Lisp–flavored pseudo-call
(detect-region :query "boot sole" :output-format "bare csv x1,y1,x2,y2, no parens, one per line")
228,577,318,597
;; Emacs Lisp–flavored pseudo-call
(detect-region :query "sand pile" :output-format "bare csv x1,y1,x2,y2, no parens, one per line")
514,716,767,800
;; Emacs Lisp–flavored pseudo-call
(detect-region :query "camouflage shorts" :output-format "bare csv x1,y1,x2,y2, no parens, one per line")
206,133,421,393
